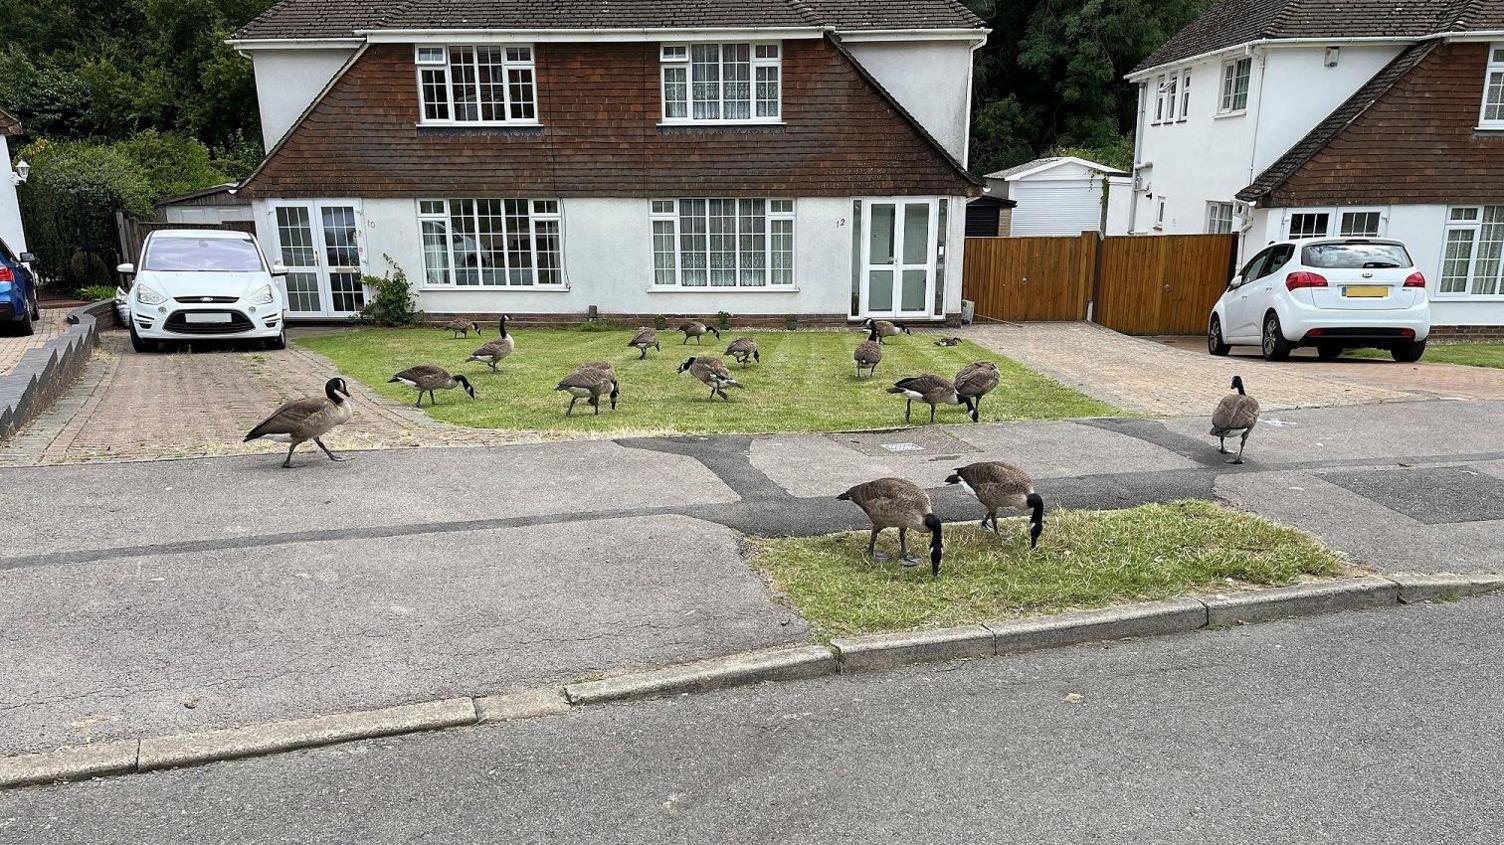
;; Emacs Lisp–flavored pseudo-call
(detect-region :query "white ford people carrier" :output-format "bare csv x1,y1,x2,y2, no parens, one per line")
1207,237,1430,362
117,229,288,352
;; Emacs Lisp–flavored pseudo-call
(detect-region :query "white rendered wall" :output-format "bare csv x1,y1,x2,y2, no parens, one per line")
1008,163,1111,236
845,40,975,165
0,134,25,253
251,48,358,151
1104,177,1133,235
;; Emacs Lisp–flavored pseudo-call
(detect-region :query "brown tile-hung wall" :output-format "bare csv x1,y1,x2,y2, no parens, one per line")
240,37,976,199
1267,43,1504,207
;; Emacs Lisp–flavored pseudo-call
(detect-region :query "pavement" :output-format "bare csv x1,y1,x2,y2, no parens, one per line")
3,594,1499,842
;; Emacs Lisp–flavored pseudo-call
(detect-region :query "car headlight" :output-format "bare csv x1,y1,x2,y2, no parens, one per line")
135,283,166,305
247,284,275,305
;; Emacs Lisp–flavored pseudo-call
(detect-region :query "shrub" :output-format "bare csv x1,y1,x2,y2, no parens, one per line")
357,257,419,326
17,138,155,289
716,310,732,330
654,313,668,330
77,284,118,302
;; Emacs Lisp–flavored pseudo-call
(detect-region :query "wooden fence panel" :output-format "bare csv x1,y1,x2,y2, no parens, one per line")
1095,234,1236,335
962,235,1091,322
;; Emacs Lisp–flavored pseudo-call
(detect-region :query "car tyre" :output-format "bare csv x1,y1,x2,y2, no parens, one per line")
1261,312,1291,361
1392,339,1426,363
264,330,287,351
129,325,156,353
12,306,33,337
1207,315,1231,356
1316,342,1343,360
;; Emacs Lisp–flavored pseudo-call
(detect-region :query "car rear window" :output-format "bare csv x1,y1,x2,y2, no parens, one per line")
143,237,264,272
1301,242,1412,270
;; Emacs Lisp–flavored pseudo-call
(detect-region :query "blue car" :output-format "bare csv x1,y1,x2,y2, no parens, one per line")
0,238,39,336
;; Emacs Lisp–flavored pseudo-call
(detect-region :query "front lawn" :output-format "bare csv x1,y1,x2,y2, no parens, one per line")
747,500,1349,638
297,326,1117,435
1345,342,1504,368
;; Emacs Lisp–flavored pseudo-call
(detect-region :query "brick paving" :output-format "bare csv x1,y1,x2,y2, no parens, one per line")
959,321,1419,416
0,308,70,376
0,331,522,466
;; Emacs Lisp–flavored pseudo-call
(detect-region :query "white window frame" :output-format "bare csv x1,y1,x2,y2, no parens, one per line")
416,198,563,288
1439,204,1504,299
648,198,796,289
1165,74,1179,121
1153,74,1167,124
1282,207,1387,240
1219,57,1252,115
1154,197,1167,230
1285,210,1331,239
1205,201,1234,234
1337,208,1385,237
415,45,540,127
1178,69,1192,121
1478,43,1504,129
660,42,782,125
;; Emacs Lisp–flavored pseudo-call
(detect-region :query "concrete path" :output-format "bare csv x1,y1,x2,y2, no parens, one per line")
4,594,1499,842
4,399,1504,757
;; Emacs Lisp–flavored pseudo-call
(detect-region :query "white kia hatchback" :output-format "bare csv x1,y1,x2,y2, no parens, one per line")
1207,237,1430,362
117,230,288,352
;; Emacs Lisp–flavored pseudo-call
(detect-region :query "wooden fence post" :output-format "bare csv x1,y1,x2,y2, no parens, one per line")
1078,230,1103,322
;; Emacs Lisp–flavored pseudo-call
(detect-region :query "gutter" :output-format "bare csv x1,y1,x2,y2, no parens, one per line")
1125,35,1424,81
231,25,990,49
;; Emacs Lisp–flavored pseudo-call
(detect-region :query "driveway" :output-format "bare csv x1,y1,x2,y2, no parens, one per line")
0,308,70,377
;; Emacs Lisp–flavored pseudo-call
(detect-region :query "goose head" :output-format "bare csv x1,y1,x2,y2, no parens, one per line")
324,377,352,403
708,326,721,340
924,513,944,577
678,357,697,373
455,374,477,399
1231,375,1245,394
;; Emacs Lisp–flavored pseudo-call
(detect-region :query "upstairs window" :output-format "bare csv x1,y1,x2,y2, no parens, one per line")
1153,74,1167,123
1219,57,1252,114
1479,44,1504,129
416,46,537,125
1179,69,1191,120
661,43,781,124
1165,75,1179,121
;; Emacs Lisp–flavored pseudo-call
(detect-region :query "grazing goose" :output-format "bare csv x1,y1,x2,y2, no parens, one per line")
946,462,1045,548
466,315,515,372
934,336,963,347
954,361,1000,422
863,318,911,344
724,336,760,366
388,364,476,406
243,377,354,468
1210,375,1260,464
438,318,481,339
836,477,944,576
627,327,662,359
886,374,965,424
678,321,721,345
678,356,743,400
556,362,619,416
853,326,883,378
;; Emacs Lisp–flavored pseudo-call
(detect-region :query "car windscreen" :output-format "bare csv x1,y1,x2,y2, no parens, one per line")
142,237,264,272
1301,242,1412,270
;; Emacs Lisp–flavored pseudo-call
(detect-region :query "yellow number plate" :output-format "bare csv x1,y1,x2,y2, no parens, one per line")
1344,285,1388,298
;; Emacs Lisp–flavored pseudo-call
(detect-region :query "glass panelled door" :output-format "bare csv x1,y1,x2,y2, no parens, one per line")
270,201,365,317
861,199,937,318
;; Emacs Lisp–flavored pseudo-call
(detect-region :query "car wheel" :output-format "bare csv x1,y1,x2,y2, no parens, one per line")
1207,315,1231,356
1261,313,1291,361
129,325,156,353
28,291,40,321
264,331,287,351
1316,342,1343,360
1392,339,1427,363
13,306,33,337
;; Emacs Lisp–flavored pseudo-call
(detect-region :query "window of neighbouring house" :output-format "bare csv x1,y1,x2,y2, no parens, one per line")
1206,202,1234,234
1155,197,1167,228
1287,211,1329,239
1165,75,1178,121
418,198,562,286
661,43,781,123
1440,205,1504,296
1153,75,1167,123
1179,69,1191,120
649,198,794,287
416,45,537,125
1338,210,1383,237
1480,44,1504,129
1219,57,1252,114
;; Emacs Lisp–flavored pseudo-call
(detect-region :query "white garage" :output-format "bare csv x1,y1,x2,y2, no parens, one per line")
982,156,1128,237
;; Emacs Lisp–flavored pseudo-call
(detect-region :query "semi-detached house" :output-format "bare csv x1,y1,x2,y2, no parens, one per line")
231,0,987,325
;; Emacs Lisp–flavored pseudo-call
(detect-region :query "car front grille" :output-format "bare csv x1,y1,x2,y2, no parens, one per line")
163,309,255,335
173,295,240,304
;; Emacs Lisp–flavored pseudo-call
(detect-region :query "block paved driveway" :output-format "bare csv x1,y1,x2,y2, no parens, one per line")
0,308,70,377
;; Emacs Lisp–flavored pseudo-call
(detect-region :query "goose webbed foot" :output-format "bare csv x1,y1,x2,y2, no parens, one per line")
1226,457,1245,465
900,555,920,567
315,438,349,462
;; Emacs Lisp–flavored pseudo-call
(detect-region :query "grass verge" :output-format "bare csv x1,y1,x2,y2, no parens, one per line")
297,326,1117,435
1345,342,1504,368
747,500,1349,639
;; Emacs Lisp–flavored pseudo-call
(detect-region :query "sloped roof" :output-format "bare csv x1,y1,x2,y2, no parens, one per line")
1237,41,1437,203
1131,0,1501,74
0,107,20,137
985,156,1128,180
233,0,984,41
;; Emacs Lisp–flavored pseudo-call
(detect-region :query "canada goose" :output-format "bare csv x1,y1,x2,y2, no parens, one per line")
934,336,962,347
862,318,911,344
388,365,476,406
836,477,944,576
1210,375,1260,464
243,377,354,468
678,356,743,400
853,326,883,377
886,374,965,423
556,362,619,416
466,315,515,372
627,327,662,359
678,321,721,345
945,462,1045,548
724,336,760,365
438,318,480,339
954,361,1000,422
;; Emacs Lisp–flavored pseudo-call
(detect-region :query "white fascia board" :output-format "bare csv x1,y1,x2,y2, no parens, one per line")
1437,31,1504,42
361,28,827,44
837,28,989,44
1125,36,1422,80
227,38,364,50
1002,156,1122,181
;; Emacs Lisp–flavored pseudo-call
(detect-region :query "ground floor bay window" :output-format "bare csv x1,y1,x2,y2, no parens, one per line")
419,199,562,287
1440,205,1504,296
650,198,794,287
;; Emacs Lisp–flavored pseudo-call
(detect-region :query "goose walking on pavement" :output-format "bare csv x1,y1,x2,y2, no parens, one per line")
1210,375,1260,464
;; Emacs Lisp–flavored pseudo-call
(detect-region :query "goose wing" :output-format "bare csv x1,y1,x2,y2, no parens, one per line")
629,327,658,346
392,364,448,386
955,362,1000,397
854,340,883,364
557,369,608,391
1211,394,1260,433
245,396,329,439
838,477,931,524
957,461,1032,493
894,373,953,397
726,337,756,355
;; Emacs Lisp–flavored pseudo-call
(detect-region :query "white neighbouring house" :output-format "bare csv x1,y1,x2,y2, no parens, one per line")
1126,0,1504,330
229,0,989,324
0,107,26,255
981,156,1130,237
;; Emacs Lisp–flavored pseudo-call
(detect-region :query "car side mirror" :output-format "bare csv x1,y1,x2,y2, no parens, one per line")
18,251,36,264
271,263,289,277
116,263,136,275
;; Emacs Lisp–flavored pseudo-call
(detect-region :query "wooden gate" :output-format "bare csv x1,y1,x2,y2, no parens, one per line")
114,214,258,266
963,232,1237,335
961,233,1095,322
1094,234,1237,335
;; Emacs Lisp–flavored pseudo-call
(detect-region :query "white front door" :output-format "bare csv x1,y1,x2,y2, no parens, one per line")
269,200,366,318
861,198,937,319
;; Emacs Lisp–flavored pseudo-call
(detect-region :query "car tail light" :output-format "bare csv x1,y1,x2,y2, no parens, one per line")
1404,272,1426,288
1285,271,1328,291
0,266,13,282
